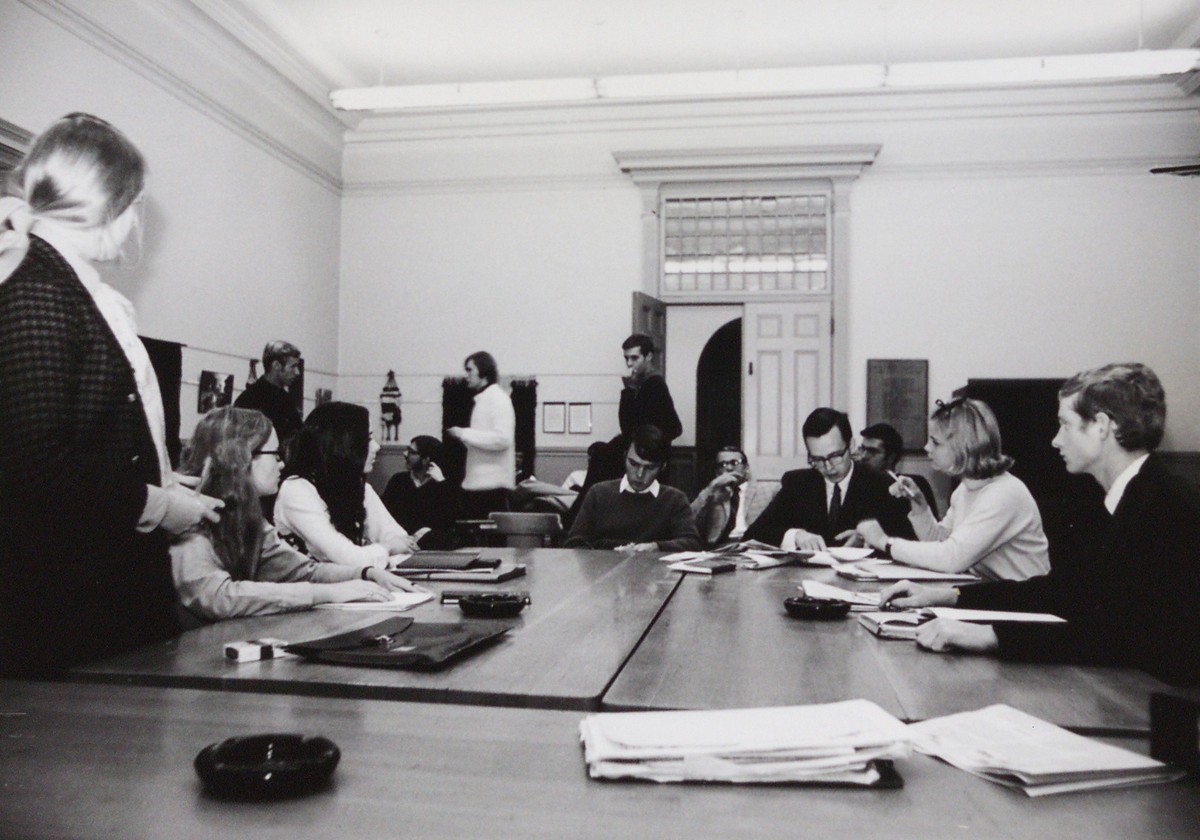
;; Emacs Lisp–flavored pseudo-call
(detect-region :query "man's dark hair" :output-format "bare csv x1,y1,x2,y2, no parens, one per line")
801,408,852,446
465,351,499,385
717,445,748,464
860,423,904,462
262,340,300,371
1059,363,1165,452
621,333,655,356
409,435,442,461
629,424,669,465
586,440,607,459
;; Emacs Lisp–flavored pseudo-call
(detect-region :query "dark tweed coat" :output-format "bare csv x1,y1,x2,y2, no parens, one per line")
0,234,179,675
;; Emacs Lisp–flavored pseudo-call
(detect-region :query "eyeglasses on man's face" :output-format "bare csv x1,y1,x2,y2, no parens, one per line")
807,446,850,468
716,457,746,471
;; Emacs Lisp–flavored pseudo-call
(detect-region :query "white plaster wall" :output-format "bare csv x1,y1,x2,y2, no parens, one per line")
338,88,1200,451
338,186,644,450
0,1,343,437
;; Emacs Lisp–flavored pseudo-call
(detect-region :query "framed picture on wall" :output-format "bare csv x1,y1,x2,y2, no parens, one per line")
568,403,592,435
866,359,929,452
197,370,234,413
543,402,566,434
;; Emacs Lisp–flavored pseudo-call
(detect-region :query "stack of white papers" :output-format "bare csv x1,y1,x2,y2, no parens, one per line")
580,699,910,785
314,591,434,611
799,581,881,609
836,560,978,583
908,705,1184,796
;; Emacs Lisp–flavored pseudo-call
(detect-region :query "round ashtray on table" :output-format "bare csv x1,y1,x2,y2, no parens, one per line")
457,592,529,619
194,733,340,801
783,596,851,621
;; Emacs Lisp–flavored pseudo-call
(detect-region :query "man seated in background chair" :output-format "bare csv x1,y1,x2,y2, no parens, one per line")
856,422,939,517
565,425,701,553
381,435,457,550
690,447,778,548
745,408,915,551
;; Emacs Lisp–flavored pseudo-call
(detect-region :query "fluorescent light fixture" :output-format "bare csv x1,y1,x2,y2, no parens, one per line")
886,49,1200,87
331,50,1200,111
597,65,886,99
331,76,596,110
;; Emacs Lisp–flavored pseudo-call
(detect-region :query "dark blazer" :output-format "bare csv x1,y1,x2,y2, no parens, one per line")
0,235,179,676
744,465,915,546
957,454,1200,685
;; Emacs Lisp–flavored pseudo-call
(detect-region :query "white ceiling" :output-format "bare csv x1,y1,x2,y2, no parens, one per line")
203,0,1200,97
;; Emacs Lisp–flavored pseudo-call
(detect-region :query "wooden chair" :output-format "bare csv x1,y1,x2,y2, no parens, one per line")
488,512,563,548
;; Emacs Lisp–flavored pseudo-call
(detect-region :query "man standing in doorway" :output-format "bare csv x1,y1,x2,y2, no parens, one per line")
581,334,683,491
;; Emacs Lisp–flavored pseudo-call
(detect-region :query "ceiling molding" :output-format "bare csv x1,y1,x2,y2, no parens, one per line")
343,79,1199,145
21,0,343,193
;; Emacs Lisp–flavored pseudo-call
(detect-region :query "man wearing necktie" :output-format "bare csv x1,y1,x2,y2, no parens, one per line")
744,408,914,551
691,448,778,547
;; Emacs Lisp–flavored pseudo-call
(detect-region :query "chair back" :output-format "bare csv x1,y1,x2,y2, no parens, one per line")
489,512,563,548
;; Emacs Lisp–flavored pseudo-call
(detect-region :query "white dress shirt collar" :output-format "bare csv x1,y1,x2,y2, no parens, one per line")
1105,453,1149,514
620,476,661,497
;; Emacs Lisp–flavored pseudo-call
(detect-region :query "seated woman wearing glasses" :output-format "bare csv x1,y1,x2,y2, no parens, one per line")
854,399,1050,581
171,408,422,621
275,401,420,568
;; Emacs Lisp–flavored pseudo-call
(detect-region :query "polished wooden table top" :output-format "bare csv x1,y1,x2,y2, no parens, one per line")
4,679,1197,840
603,565,1183,734
72,549,681,711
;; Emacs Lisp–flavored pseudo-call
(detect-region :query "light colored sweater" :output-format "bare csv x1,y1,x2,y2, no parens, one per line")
171,525,351,620
458,383,516,491
274,477,409,568
889,471,1049,581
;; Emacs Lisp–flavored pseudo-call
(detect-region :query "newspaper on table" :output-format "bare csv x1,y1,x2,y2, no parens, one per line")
907,704,1184,796
580,699,910,785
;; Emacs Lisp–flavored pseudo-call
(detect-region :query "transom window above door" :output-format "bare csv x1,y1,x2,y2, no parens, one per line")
662,192,829,296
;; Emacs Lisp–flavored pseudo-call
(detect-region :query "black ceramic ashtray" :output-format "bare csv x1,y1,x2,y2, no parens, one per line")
783,596,851,620
457,592,529,619
194,733,340,801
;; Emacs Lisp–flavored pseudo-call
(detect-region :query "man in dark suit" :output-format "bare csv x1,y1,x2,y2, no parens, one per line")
744,408,915,550
856,422,939,517
882,363,1200,686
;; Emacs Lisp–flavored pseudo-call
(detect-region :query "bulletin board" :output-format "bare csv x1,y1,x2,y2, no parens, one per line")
866,359,928,452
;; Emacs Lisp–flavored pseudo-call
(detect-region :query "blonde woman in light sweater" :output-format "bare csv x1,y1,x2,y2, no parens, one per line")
854,398,1049,582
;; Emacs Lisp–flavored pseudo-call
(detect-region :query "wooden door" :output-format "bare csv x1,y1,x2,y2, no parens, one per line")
742,301,832,480
632,291,667,373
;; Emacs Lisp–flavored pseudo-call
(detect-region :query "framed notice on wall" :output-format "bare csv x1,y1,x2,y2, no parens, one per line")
866,359,928,453
543,402,566,434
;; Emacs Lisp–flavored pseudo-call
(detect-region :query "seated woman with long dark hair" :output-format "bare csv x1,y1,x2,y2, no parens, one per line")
171,407,421,621
274,401,420,568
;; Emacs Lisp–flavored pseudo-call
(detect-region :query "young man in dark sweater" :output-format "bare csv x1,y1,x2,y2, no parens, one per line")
565,424,701,553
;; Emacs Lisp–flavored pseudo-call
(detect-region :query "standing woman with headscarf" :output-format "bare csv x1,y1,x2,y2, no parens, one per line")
0,113,223,676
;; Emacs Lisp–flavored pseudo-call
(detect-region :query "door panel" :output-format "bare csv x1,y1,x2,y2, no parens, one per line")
632,291,667,373
743,301,832,480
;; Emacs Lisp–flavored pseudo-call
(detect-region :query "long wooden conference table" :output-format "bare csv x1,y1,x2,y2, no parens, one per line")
4,548,1195,836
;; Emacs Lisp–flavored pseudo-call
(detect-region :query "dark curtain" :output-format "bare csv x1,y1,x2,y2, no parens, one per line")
440,377,537,485
141,336,183,468
510,378,537,479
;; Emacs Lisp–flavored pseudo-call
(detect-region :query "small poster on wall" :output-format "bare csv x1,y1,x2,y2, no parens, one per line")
198,370,234,413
